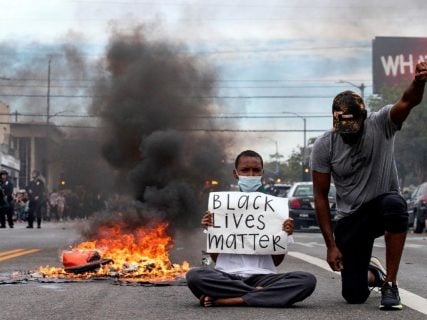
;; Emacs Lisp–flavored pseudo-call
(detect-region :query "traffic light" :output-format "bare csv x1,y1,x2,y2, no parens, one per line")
302,162,311,181
302,165,311,181
59,173,66,189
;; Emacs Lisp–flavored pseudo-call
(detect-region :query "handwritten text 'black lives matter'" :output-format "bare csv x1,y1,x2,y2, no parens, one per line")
206,192,288,254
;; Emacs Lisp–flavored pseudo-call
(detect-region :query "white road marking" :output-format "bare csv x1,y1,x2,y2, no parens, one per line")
288,251,339,275
294,241,325,248
294,240,425,249
288,251,427,315
402,244,426,249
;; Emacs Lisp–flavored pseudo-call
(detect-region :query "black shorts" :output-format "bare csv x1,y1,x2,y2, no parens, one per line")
333,193,408,304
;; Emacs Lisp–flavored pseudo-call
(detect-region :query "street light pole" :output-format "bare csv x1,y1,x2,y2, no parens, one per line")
273,140,279,175
303,117,306,159
45,58,52,185
281,112,306,154
282,112,307,180
338,80,366,99
257,137,282,176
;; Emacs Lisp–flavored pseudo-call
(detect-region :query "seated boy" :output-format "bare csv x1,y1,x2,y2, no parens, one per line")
186,150,316,307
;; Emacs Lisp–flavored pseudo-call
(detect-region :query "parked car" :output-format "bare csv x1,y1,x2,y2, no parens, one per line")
274,183,292,198
288,182,337,230
406,189,417,229
407,182,427,233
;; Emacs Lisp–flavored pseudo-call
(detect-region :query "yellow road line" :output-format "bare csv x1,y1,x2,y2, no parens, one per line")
0,249,40,262
0,249,26,257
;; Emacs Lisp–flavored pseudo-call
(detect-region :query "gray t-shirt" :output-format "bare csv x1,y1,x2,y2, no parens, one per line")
310,105,401,218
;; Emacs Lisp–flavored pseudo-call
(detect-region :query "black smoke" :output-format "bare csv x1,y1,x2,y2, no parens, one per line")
86,26,232,234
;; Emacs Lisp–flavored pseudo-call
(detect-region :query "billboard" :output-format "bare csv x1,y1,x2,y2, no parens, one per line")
372,36,427,94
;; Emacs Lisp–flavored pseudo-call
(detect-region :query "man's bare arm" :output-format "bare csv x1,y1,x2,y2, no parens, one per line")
390,62,427,124
312,170,343,271
313,171,334,247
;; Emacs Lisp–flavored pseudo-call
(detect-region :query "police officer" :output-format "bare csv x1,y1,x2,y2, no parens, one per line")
0,170,15,228
26,170,46,229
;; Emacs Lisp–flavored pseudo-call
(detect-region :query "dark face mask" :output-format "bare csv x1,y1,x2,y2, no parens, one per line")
340,125,364,144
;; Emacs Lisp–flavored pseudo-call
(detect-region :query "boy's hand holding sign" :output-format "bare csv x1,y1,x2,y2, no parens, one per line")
206,191,289,255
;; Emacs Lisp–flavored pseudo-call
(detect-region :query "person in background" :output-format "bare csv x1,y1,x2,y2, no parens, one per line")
57,190,66,222
186,150,316,308
49,189,59,221
15,191,29,222
311,61,427,310
264,177,279,196
0,170,15,228
26,170,46,229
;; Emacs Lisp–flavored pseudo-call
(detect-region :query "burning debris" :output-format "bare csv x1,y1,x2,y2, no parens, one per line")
38,223,189,283
62,250,112,274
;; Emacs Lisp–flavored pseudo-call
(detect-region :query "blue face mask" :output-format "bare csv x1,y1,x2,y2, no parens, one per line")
237,176,262,192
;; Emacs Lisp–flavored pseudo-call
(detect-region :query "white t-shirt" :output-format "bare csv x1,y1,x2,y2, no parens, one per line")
215,253,276,277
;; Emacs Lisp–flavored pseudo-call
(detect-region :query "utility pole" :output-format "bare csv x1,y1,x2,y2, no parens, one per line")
338,80,366,99
257,137,283,177
45,57,51,184
270,140,282,176
47,58,51,125
282,112,307,180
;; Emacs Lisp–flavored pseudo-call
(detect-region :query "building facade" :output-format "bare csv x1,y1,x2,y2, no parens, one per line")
1,99,64,191
0,101,20,187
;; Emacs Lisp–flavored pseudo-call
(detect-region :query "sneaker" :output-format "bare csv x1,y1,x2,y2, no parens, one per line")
380,282,402,310
368,256,386,288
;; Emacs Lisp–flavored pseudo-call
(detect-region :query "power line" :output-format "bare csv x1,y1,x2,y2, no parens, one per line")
204,95,334,99
0,77,97,82
192,115,330,119
0,43,371,59
182,129,325,132
0,84,372,90
2,15,423,23
1,120,327,132
0,77,371,84
0,121,100,129
0,112,330,119
0,94,100,98
0,112,96,118
0,94,335,99
70,1,408,9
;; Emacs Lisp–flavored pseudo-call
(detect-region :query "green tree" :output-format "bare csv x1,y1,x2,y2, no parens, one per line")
367,85,427,186
280,150,304,183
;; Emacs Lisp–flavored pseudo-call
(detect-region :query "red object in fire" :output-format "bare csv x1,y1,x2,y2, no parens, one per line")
62,250,113,274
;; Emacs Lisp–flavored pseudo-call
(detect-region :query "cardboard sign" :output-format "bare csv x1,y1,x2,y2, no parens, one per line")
206,191,289,255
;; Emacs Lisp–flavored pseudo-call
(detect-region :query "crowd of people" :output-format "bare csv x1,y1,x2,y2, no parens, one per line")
0,170,107,229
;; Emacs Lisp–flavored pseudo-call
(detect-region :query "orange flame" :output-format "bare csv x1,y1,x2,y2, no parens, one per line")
39,223,189,281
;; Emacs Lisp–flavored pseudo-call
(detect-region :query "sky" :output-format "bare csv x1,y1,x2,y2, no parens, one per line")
0,0,426,164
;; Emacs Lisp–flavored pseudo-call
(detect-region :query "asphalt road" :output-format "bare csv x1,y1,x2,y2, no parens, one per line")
1,221,426,320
